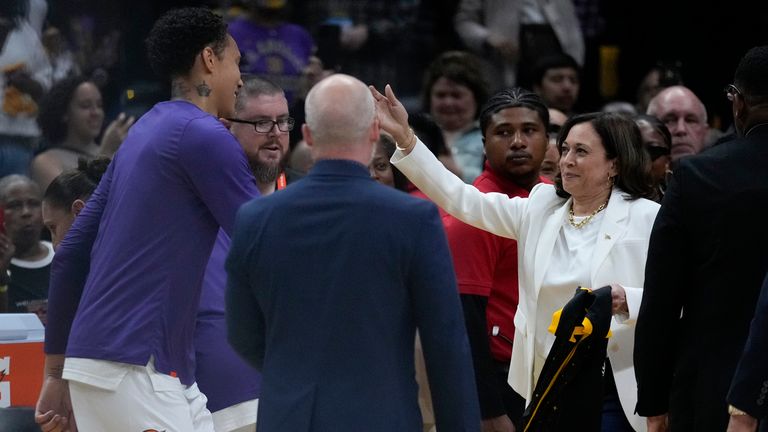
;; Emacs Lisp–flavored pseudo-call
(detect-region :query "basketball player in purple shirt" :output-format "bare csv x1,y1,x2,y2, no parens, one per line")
35,8,258,432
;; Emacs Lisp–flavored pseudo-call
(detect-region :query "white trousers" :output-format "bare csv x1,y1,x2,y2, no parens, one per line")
68,362,214,432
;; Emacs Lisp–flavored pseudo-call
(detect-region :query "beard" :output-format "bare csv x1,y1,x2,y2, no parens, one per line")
251,159,281,184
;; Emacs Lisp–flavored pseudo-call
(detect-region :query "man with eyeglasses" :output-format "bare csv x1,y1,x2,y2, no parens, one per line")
635,45,768,432
195,76,296,432
227,78,298,195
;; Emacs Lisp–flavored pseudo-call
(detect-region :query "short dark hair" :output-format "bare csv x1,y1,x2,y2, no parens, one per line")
0,174,38,203
145,7,229,81
37,75,93,145
235,75,284,112
422,51,489,119
409,112,449,158
44,157,111,209
734,45,768,103
554,112,654,200
375,134,409,192
479,87,549,137
531,53,580,87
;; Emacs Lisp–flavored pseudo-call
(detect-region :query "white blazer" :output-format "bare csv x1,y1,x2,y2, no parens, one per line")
393,141,659,432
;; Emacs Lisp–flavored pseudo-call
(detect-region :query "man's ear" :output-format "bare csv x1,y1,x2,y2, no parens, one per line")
71,199,86,217
370,117,380,144
733,94,746,121
302,124,314,148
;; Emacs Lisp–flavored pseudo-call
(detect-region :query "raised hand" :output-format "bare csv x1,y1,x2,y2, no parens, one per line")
100,112,136,157
369,84,412,150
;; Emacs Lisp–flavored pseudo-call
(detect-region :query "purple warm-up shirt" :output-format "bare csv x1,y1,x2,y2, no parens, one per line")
45,100,260,385
195,230,261,412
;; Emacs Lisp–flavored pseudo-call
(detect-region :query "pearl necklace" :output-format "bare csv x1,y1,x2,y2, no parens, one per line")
568,200,608,229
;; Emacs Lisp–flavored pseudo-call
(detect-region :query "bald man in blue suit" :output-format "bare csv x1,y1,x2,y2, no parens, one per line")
225,74,480,432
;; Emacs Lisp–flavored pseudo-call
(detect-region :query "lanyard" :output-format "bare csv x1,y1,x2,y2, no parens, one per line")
276,172,287,190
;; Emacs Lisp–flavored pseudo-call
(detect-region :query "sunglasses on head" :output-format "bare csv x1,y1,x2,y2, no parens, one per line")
646,145,670,161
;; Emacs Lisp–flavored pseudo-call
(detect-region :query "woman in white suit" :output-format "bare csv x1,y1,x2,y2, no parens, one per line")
371,85,660,431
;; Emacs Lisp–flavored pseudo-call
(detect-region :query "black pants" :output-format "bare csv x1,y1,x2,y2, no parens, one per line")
495,361,526,424
602,360,634,432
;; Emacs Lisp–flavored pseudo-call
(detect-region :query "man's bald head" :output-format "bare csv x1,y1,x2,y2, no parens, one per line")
646,85,709,161
304,74,376,149
647,86,707,121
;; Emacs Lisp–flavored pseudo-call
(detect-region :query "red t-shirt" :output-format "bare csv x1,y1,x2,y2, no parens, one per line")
443,163,548,361
408,183,448,218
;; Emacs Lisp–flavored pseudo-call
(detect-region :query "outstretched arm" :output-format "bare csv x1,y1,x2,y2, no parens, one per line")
370,84,527,240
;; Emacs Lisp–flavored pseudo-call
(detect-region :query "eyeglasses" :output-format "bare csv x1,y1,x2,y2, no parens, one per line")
724,84,742,102
646,145,671,161
227,117,295,133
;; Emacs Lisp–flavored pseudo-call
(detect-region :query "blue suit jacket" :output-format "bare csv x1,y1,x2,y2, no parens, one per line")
728,271,768,421
226,159,480,432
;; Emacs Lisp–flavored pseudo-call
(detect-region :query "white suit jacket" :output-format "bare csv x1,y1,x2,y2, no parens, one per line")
393,141,659,432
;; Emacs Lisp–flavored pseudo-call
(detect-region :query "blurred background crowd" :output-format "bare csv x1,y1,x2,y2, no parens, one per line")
3,0,765,149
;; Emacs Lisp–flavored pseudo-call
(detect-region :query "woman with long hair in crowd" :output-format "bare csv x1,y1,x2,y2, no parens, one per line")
32,75,132,190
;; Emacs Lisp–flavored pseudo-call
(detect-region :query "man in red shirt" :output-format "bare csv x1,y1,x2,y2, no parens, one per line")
443,87,551,432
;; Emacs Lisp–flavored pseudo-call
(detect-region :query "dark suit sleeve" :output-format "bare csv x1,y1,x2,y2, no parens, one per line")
225,205,266,370
634,163,690,416
410,205,482,431
461,294,507,419
727,272,768,419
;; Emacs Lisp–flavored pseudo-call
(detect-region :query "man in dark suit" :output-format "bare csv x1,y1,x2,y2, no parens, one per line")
727,272,768,432
225,73,481,431
634,45,768,432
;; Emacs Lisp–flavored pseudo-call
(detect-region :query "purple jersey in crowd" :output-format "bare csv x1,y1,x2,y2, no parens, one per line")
195,230,261,412
228,18,314,104
45,100,260,385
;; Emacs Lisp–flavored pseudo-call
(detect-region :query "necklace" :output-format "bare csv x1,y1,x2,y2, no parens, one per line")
568,200,608,229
